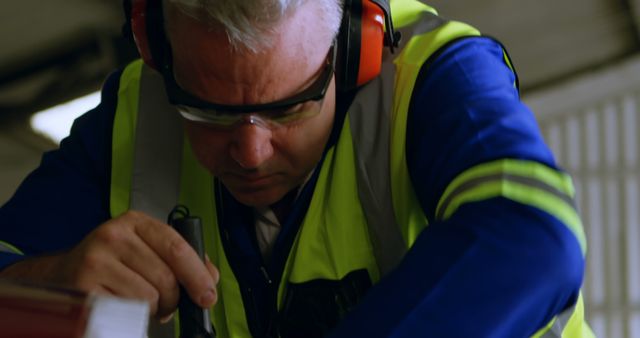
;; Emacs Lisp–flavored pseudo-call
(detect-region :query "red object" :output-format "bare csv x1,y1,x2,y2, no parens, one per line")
131,0,157,69
0,280,89,338
357,0,385,86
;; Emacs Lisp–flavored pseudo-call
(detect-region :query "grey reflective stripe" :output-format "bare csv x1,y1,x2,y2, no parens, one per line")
540,304,576,338
393,11,448,64
348,11,446,276
349,61,406,276
131,65,183,222
396,11,448,45
133,65,181,338
0,241,22,254
436,173,577,221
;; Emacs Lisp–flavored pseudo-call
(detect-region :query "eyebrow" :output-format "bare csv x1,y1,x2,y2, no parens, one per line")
163,43,334,113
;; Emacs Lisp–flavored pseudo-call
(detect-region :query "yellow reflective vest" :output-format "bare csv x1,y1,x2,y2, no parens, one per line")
109,1,592,337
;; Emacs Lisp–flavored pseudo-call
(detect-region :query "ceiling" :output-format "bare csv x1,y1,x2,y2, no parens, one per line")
430,0,640,91
1,0,639,121
0,0,133,120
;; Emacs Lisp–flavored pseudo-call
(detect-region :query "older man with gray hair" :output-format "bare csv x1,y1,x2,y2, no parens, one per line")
0,0,592,337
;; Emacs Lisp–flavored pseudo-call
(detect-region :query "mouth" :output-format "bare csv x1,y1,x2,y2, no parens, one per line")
225,172,277,188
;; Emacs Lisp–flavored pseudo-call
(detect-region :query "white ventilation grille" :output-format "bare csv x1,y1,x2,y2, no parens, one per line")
526,57,640,338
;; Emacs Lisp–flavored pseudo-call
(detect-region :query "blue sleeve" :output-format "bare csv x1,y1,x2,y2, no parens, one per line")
0,71,121,269
328,37,584,336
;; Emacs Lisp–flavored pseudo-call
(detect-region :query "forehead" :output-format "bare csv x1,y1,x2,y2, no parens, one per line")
167,2,334,104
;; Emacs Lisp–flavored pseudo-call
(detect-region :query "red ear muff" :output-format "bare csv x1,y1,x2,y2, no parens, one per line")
131,0,158,69
357,1,385,86
337,0,386,91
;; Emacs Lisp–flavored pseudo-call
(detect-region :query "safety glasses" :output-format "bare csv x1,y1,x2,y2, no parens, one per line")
162,44,336,129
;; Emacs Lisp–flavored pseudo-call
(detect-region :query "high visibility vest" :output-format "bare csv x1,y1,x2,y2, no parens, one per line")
110,1,592,337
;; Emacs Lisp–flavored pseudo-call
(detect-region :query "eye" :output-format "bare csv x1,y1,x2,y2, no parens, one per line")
256,103,303,124
275,101,324,124
269,103,305,118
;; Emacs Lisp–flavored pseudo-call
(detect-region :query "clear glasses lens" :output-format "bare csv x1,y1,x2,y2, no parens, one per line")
176,99,324,129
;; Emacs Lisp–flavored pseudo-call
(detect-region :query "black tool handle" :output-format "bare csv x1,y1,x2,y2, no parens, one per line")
169,207,215,338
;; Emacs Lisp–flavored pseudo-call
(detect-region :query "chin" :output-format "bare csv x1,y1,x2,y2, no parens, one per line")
227,187,288,208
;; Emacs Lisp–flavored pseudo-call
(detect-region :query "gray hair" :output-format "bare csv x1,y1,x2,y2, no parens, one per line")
165,0,343,53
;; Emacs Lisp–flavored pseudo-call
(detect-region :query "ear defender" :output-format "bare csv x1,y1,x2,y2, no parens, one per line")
129,0,395,91
336,0,386,92
130,0,155,68
130,0,168,71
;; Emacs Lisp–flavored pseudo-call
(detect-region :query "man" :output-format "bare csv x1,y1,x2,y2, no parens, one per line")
0,0,592,336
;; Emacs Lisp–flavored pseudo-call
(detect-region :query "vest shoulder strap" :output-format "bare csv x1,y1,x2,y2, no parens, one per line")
348,11,449,276
349,60,406,276
131,65,184,221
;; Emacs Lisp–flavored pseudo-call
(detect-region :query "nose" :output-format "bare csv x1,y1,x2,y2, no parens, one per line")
229,120,274,169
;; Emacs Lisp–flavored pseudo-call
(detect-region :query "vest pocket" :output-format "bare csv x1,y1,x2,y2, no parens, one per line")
277,269,372,338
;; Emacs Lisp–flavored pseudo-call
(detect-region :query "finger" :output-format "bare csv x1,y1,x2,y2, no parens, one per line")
88,285,112,296
159,312,175,324
131,212,217,308
205,254,220,286
117,231,180,318
103,265,162,316
74,249,162,316
85,212,181,316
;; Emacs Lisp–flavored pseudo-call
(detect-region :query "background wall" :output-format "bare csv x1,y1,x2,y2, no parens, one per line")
1,1,638,336
526,56,640,337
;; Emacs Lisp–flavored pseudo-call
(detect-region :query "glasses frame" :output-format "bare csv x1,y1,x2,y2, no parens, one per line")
162,43,336,116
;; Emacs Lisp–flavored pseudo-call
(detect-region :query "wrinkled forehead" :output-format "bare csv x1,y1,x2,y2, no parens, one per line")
167,2,334,104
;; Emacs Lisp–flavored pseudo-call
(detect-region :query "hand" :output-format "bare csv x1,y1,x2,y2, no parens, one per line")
0,210,219,319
